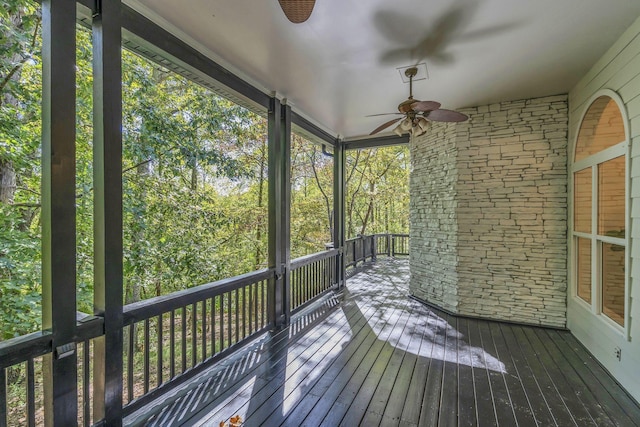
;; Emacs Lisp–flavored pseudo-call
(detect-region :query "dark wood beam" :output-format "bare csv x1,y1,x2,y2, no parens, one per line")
268,99,293,328
291,111,337,146
92,0,124,424
333,141,346,287
41,0,78,425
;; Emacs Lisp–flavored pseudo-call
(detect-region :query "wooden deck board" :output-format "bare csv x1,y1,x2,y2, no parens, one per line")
128,259,640,427
457,317,478,427
467,317,498,427
398,307,436,425
479,321,519,427
488,321,534,427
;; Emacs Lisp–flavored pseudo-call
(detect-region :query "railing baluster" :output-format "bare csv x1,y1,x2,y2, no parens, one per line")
170,310,175,379
292,270,296,309
83,340,90,427
210,298,215,356
325,258,329,291
314,262,317,296
27,358,35,427
128,324,134,402
308,263,312,299
219,294,224,352
299,267,304,309
144,319,150,394
202,300,207,361
243,286,248,339
352,239,356,267
248,285,253,335
307,263,311,300
299,269,303,305
292,270,296,311
191,302,197,368
0,367,7,426
261,280,266,328
212,297,217,355
298,269,302,306
312,262,317,298
227,292,232,347
254,283,259,332
181,307,187,374
157,314,163,387
235,289,240,344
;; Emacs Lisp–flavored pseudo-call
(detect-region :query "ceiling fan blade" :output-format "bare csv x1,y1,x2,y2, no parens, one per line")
278,0,316,23
425,108,468,122
411,101,441,112
370,117,402,135
365,112,404,117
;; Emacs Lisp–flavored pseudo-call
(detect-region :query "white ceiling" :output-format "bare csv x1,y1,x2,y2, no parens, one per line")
127,0,640,140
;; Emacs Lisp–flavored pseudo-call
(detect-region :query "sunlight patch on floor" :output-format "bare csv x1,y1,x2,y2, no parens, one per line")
346,259,507,374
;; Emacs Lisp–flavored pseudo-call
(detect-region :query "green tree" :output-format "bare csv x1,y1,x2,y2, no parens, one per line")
0,0,42,339
345,146,409,238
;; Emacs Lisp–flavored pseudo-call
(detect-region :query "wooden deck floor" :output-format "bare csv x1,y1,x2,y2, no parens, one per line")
128,259,640,427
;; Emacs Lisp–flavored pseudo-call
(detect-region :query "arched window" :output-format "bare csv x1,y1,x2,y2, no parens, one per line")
572,94,627,327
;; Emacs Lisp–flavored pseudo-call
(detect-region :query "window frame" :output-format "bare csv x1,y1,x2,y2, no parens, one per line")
570,89,630,338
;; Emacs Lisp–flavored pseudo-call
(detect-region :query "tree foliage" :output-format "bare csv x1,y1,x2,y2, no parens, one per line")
346,146,409,238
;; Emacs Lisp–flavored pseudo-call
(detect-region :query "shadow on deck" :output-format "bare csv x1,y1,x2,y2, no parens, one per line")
127,258,640,427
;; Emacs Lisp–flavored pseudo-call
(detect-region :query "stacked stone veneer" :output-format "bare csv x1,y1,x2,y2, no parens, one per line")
410,95,568,327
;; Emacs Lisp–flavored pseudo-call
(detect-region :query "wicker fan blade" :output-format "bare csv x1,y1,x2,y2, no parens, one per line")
425,108,468,122
365,112,404,117
370,117,402,135
411,100,441,112
278,0,316,23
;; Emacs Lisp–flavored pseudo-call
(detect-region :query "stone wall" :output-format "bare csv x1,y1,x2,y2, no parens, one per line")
409,123,459,312
410,95,569,327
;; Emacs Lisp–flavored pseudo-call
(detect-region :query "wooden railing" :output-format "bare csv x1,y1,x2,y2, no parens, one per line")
0,234,406,425
0,316,104,426
345,233,409,270
121,268,274,414
290,249,339,314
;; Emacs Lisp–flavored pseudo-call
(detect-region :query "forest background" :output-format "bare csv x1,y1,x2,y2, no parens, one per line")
0,0,409,341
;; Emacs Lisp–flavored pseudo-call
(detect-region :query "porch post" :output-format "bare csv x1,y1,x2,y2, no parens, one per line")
268,98,291,327
281,104,292,324
333,140,346,287
41,0,78,425
92,1,124,424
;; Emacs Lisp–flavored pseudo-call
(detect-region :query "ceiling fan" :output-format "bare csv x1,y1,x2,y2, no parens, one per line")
368,66,468,136
278,0,316,23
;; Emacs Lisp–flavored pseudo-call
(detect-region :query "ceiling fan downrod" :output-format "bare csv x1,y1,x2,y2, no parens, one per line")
405,66,418,100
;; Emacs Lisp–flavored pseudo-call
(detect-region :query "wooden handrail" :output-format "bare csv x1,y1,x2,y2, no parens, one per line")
123,268,274,325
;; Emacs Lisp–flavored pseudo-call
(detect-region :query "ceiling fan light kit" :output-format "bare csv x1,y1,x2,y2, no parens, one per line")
369,66,469,137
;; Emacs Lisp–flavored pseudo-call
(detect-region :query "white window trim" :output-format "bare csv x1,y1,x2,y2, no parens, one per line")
569,89,630,340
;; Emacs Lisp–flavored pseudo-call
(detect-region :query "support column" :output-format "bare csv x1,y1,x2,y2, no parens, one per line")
268,98,291,328
41,0,77,425
92,1,123,424
333,140,346,287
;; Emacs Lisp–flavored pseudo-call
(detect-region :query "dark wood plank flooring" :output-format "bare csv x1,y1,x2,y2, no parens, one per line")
127,259,640,427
